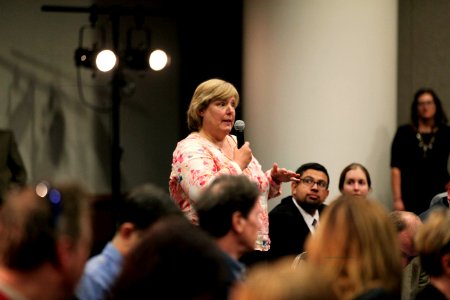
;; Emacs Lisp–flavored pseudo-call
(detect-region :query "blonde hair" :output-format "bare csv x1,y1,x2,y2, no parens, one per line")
230,257,338,300
415,208,450,276
186,78,240,132
305,195,402,300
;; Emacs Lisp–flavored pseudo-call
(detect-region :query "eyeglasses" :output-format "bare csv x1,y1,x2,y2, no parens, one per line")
35,181,62,227
299,177,328,190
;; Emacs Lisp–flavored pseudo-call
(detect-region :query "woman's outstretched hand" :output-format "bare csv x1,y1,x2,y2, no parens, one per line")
270,163,300,184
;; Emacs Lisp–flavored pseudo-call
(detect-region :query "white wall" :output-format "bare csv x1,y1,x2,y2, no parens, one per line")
243,0,398,210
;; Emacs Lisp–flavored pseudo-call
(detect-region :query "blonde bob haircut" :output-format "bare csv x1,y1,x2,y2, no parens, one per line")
305,195,402,300
187,78,240,132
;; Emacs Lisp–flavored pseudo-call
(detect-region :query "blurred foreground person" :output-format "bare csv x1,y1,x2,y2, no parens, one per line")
0,181,92,300
76,183,182,300
230,257,338,300
414,209,450,300
306,195,402,300
196,174,260,290
108,216,229,300
389,211,429,300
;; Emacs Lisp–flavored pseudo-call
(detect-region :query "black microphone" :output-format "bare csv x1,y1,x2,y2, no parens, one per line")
234,120,245,148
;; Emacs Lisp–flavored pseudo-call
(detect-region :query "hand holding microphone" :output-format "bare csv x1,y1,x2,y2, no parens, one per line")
234,119,245,148
233,120,252,169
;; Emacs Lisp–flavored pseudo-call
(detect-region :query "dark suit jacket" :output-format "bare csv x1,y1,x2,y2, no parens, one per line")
268,196,326,261
0,130,27,201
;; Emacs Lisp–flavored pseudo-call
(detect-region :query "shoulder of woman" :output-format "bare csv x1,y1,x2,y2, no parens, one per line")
396,124,415,133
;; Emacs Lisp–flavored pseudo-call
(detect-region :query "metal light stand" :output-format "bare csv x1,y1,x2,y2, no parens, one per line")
41,5,165,205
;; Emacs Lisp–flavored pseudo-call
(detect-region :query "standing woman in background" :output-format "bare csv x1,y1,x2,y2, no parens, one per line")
169,78,299,253
391,88,450,214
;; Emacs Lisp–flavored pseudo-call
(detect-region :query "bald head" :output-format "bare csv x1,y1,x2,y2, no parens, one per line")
389,211,422,267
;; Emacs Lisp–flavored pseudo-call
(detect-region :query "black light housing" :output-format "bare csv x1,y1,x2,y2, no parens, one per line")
74,46,95,68
124,48,149,70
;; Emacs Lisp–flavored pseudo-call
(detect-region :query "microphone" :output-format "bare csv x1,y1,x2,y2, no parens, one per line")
234,120,245,148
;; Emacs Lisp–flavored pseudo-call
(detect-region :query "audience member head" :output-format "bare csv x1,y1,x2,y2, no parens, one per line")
389,210,422,267
118,183,181,230
305,195,402,299
291,163,329,214
196,175,260,258
0,181,92,300
415,209,450,278
113,183,182,255
338,163,372,196
411,88,448,127
187,78,240,132
109,215,229,300
230,257,338,300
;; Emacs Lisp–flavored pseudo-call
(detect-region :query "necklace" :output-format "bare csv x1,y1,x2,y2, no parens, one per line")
416,127,438,158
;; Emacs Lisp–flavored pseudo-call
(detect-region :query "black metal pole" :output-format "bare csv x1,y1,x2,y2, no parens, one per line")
110,12,122,205
41,4,125,205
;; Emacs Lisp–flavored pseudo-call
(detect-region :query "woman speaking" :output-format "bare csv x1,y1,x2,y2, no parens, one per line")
169,78,298,253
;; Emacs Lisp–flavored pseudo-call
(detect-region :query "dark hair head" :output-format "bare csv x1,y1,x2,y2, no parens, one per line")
0,181,91,271
295,163,329,188
117,183,181,230
411,88,448,127
109,216,229,300
338,163,372,191
196,175,259,238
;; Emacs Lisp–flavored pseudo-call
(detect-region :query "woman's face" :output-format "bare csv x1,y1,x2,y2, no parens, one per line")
341,168,370,196
200,97,236,136
417,92,436,120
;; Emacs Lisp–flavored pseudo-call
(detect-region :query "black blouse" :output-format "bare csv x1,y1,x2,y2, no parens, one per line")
391,124,450,215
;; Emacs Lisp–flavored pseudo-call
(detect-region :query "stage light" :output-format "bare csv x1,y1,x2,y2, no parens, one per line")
75,19,169,73
149,49,169,71
74,47,95,68
96,49,117,72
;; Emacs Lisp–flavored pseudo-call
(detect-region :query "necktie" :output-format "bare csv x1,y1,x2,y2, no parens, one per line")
312,219,317,229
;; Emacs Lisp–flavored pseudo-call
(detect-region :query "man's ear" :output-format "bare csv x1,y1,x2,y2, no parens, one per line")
118,222,135,238
55,236,74,271
231,211,245,234
442,253,450,276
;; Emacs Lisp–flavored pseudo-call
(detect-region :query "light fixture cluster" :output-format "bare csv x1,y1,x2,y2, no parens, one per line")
74,20,169,72
75,47,168,72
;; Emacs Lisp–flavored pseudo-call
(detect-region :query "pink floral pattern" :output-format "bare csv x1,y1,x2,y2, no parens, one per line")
169,132,281,251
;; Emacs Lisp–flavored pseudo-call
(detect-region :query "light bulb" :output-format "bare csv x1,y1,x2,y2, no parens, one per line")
96,50,117,72
149,49,169,71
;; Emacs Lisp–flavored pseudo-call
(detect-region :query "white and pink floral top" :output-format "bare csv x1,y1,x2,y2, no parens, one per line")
169,132,281,251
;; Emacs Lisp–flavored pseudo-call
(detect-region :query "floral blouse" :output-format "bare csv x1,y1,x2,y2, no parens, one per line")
169,132,281,251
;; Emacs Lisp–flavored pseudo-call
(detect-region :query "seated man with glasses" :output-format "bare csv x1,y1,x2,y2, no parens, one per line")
268,162,329,261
